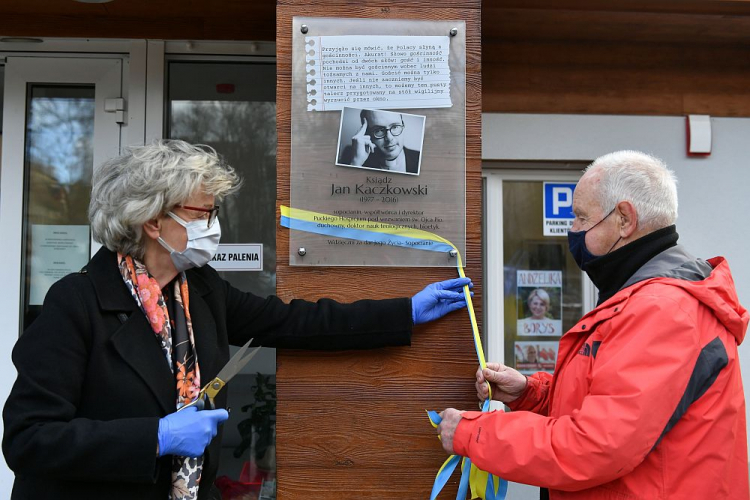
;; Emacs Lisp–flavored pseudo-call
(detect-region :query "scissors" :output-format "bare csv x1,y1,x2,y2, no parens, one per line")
178,338,261,412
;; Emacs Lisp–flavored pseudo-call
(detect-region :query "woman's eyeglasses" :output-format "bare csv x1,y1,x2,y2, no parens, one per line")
176,205,220,228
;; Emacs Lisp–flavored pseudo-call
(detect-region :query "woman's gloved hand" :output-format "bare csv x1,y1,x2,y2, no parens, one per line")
411,277,473,325
157,406,229,458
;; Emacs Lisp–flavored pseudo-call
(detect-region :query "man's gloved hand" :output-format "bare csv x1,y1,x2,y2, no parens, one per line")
412,277,473,325
157,406,229,458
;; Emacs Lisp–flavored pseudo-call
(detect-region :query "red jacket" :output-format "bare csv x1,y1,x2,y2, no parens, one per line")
454,256,749,499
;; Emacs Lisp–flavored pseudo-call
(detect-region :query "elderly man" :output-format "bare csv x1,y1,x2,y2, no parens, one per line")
345,109,420,174
438,150,748,499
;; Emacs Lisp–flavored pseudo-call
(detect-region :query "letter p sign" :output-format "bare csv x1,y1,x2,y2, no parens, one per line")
544,182,576,220
552,187,573,215
543,182,576,236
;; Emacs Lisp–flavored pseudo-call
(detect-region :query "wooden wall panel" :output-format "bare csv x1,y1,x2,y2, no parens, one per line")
276,2,482,498
486,0,750,16
482,39,750,116
484,7,750,44
3,0,750,117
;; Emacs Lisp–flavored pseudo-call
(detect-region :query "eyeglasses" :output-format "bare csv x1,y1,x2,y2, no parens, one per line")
176,204,220,228
370,123,404,139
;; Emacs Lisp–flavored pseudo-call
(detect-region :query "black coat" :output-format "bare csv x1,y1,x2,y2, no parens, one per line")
2,248,412,499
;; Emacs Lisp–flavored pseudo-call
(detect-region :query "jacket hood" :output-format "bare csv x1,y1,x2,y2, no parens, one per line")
653,256,748,345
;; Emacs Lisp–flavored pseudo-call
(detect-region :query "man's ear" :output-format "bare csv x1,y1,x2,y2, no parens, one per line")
142,217,162,241
616,201,638,238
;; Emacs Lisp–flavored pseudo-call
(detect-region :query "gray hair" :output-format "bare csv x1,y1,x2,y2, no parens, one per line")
586,150,678,230
89,139,241,258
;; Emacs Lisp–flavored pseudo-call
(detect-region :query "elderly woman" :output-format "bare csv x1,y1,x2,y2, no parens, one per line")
2,140,470,500
526,288,550,320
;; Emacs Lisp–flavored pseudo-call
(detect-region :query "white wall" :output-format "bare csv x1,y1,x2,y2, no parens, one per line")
483,113,750,312
483,112,750,497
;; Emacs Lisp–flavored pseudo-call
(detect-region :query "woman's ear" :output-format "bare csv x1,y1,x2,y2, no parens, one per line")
142,217,162,241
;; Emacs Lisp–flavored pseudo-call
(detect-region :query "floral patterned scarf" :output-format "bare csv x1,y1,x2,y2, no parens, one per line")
118,254,203,500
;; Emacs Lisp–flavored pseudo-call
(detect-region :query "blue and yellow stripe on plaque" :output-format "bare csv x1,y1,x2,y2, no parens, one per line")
280,205,507,500
280,205,455,255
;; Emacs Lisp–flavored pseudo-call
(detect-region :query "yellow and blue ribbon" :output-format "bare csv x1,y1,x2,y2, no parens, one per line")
280,206,454,254
280,205,507,499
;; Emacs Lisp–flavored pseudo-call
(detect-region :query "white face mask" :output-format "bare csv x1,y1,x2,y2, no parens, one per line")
158,211,221,272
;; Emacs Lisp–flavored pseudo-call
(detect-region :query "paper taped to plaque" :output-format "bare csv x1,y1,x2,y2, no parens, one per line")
305,35,452,111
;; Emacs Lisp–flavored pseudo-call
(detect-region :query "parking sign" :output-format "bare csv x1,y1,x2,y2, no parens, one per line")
543,182,576,236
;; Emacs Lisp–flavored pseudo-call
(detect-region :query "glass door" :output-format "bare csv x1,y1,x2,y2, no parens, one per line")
500,180,585,373
0,57,123,335
483,167,594,500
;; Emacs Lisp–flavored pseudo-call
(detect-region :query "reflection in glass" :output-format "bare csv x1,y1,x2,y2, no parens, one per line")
22,86,95,331
168,62,276,299
167,61,277,499
502,181,583,375
170,99,276,296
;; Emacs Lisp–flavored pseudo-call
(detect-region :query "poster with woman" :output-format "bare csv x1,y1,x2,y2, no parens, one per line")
516,270,562,336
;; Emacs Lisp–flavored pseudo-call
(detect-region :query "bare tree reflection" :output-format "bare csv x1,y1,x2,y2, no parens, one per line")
171,100,277,297
26,94,95,226
23,91,96,330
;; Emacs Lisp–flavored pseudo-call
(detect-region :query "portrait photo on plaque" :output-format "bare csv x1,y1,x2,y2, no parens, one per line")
335,106,425,176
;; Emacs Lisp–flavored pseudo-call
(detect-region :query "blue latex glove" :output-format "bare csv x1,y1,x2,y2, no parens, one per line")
412,277,473,325
157,406,229,458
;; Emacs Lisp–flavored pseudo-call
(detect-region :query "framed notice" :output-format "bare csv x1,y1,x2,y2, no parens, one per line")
289,17,466,266
29,224,90,306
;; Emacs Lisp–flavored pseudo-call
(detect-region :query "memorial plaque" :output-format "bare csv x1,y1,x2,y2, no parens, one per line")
290,16,466,266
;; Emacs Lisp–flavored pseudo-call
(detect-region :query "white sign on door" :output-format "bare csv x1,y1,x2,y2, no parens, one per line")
29,224,90,305
208,244,263,271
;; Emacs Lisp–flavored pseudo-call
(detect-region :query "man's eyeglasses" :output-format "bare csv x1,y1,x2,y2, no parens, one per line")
176,205,220,228
370,123,404,139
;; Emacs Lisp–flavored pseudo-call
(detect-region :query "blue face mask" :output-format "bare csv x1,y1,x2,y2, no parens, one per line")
567,208,615,269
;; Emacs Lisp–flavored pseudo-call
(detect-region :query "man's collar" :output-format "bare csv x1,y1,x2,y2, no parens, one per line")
584,225,679,304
